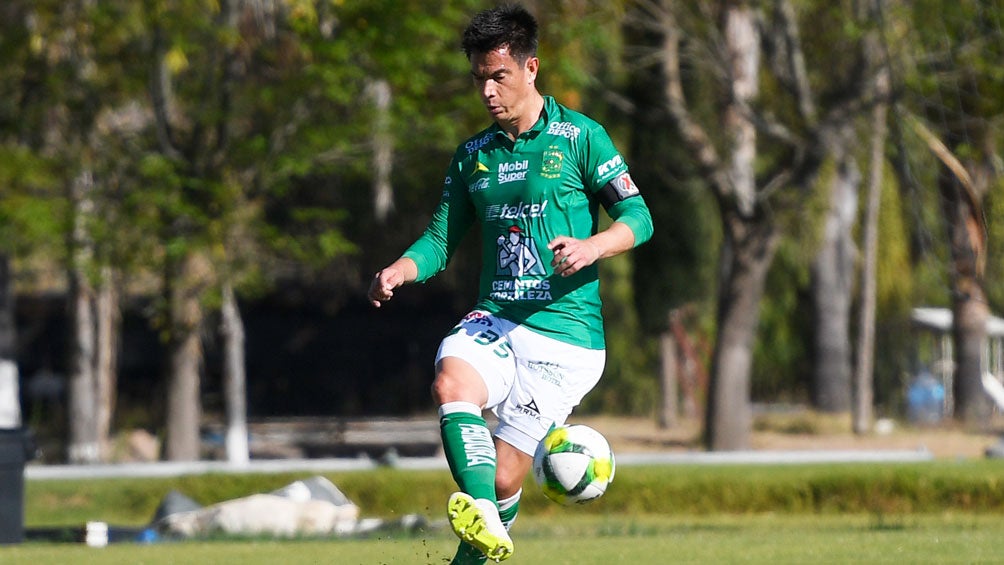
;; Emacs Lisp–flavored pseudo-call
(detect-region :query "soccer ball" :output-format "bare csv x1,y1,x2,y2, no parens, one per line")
532,424,615,505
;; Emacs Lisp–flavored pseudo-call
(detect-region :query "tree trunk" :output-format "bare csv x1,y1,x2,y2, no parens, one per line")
706,220,780,450
67,272,99,463
67,171,100,464
164,252,210,461
952,291,990,425
940,162,992,425
67,169,121,463
368,78,394,223
0,255,20,430
853,64,889,435
658,310,679,429
810,148,859,413
221,281,249,465
703,3,764,451
95,267,119,460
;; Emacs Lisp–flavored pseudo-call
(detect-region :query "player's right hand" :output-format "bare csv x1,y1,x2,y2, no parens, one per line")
368,268,405,308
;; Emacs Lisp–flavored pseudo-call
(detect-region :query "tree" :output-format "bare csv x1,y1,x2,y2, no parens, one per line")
809,136,859,413
0,256,19,430
647,0,886,449
139,0,491,458
0,0,142,462
853,1,892,434
896,0,1003,425
622,4,717,426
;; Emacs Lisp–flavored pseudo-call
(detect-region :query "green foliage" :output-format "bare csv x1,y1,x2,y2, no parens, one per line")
2,0,999,422
754,238,812,402
0,145,63,258
25,461,1004,528
583,249,659,415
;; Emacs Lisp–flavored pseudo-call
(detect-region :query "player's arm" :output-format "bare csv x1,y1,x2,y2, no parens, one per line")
551,126,654,277
549,220,641,277
369,160,475,306
403,184,475,281
368,257,418,308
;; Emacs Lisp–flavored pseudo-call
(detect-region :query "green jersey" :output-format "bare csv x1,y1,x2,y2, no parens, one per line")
404,96,653,349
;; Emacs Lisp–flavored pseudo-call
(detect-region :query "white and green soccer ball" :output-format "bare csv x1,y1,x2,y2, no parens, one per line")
532,424,616,505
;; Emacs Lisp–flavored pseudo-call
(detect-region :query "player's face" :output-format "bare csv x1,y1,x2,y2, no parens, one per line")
470,46,538,128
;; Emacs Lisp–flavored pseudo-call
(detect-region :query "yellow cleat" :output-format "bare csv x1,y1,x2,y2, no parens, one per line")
447,492,514,562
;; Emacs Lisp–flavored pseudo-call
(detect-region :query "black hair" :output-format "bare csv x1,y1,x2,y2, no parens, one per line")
462,4,538,63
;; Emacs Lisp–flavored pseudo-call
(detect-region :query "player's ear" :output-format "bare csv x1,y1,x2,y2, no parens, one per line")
525,57,539,83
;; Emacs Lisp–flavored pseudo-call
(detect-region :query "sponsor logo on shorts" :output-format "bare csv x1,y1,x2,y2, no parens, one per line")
528,360,564,386
516,398,541,418
461,311,493,326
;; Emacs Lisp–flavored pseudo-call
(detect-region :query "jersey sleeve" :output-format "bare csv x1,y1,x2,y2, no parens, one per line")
402,157,476,282
580,124,654,247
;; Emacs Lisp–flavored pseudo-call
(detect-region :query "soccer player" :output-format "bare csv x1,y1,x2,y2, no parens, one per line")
367,4,653,563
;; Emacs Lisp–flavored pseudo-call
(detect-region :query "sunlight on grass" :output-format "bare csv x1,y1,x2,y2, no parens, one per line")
4,514,1004,564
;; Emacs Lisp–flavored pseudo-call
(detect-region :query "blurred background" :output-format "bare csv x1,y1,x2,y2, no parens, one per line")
0,0,1001,464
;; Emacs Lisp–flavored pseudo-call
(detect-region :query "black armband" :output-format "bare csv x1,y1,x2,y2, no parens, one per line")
596,172,641,209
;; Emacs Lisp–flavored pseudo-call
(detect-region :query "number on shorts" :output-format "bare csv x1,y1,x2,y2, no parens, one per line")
472,329,511,359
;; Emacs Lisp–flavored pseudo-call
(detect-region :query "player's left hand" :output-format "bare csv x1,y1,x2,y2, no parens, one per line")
548,236,601,277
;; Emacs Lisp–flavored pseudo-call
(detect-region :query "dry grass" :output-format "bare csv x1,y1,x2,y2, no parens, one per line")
572,411,1003,459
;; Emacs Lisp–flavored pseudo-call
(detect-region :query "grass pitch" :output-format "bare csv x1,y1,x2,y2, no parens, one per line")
15,461,1004,562
4,513,1003,564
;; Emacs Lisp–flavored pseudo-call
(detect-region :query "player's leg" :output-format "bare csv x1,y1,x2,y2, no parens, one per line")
492,322,607,523
435,357,495,501
494,438,531,527
435,312,518,562
438,378,515,562
450,440,528,565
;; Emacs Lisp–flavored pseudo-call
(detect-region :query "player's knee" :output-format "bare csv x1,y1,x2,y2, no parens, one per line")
431,371,466,405
430,376,450,405
431,362,487,406
494,467,524,499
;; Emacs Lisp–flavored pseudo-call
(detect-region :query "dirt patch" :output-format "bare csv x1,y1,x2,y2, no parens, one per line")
572,414,1003,460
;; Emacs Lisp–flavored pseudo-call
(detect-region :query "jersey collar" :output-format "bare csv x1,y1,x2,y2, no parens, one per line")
490,95,555,145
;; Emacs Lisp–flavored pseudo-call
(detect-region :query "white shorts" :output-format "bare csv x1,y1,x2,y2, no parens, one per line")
436,310,605,455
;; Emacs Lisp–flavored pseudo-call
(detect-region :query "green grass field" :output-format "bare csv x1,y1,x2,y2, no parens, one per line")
3,514,1004,564
10,461,1004,563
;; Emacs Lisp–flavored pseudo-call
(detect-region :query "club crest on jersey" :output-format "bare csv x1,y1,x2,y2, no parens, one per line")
541,148,564,179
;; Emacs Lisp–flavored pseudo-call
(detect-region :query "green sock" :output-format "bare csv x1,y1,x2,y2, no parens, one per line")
439,402,497,502
451,541,488,565
498,489,521,530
